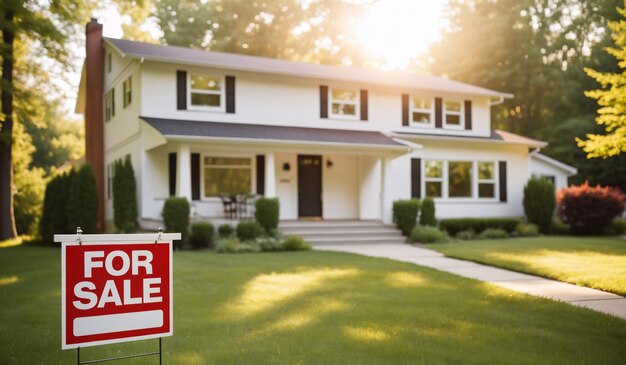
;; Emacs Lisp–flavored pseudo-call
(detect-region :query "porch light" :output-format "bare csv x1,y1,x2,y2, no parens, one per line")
283,162,291,171
326,158,333,168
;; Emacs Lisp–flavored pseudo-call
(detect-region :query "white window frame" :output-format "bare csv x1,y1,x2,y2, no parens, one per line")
410,96,434,128
187,73,225,112
123,76,132,108
200,154,254,200
476,161,498,200
422,160,499,202
329,87,360,121
104,88,115,122
443,100,464,130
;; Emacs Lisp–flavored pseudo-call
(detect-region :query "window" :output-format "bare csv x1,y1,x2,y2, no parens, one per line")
104,88,115,122
477,162,496,198
107,163,115,200
448,161,472,197
541,175,555,186
107,52,112,73
424,160,444,198
330,88,359,119
189,74,223,109
203,156,252,197
411,97,433,126
444,100,463,128
123,76,132,108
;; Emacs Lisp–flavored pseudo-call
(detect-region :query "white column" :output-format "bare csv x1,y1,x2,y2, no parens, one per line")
380,156,394,224
264,152,276,197
176,144,192,201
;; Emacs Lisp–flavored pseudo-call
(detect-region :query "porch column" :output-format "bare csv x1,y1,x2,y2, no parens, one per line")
176,144,192,201
264,152,276,197
380,156,394,224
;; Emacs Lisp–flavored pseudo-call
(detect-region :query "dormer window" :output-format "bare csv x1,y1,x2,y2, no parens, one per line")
444,100,463,128
411,97,434,127
188,74,224,110
330,88,359,120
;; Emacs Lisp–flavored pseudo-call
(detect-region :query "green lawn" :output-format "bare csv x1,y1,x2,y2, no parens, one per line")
1,243,625,364
426,236,626,296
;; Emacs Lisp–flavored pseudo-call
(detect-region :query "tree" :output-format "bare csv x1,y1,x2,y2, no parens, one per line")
0,0,88,240
580,2,626,158
67,164,98,234
113,156,138,233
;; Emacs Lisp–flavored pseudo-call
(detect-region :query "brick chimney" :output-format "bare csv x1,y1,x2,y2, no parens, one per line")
85,18,105,232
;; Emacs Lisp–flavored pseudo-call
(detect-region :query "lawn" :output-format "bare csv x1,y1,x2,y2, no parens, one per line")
426,236,626,296
1,243,625,364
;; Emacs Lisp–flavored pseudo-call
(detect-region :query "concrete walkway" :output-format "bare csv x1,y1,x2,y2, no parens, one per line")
315,243,626,320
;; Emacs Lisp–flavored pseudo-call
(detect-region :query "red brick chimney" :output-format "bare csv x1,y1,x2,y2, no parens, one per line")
85,18,105,232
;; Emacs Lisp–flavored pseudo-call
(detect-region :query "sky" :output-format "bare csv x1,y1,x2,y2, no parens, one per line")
66,0,448,117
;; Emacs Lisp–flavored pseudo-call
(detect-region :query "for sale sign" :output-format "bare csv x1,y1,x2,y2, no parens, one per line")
56,234,179,349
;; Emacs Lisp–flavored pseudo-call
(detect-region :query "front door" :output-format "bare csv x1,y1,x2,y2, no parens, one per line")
298,155,322,218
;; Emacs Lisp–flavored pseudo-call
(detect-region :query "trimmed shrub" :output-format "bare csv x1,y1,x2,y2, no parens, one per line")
419,197,437,226
557,182,626,235
40,172,72,243
392,199,421,235
236,221,264,241
549,217,570,235
455,229,476,240
439,217,521,236
255,197,280,234
67,164,99,234
477,228,509,240
523,177,556,233
218,224,234,238
113,156,138,233
190,222,214,249
215,238,239,253
515,223,540,237
281,236,312,251
162,197,190,247
410,225,448,244
259,238,283,252
603,218,626,236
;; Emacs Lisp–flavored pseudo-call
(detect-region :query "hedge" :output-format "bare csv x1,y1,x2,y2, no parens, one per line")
523,177,555,233
392,199,420,235
419,197,437,226
39,172,73,243
67,164,99,234
113,156,138,233
236,221,264,241
162,197,190,246
439,217,522,236
190,222,214,249
255,197,279,233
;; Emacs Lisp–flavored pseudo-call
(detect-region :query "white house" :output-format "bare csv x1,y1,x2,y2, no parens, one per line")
529,152,577,191
76,20,575,230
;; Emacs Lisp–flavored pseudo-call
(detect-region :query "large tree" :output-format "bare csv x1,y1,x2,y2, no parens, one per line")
0,0,87,239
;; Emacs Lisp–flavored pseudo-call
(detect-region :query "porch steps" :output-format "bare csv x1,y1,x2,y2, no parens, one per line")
279,220,406,245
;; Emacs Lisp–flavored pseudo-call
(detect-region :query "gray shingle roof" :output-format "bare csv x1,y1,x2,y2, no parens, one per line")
141,117,407,148
106,38,513,99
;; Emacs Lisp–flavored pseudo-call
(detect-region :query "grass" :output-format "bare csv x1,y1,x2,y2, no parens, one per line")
0,243,625,364
426,236,626,296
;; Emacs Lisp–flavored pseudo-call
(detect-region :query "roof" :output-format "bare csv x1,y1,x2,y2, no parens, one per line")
530,152,578,176
392,129,548,147
141,117,408,150
105,37,513,99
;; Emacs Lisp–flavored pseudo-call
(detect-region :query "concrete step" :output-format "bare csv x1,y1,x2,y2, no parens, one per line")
283,230,403,239
306,236,407,245
279,220,389,228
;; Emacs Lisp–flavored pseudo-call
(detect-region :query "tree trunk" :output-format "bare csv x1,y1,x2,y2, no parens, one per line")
0,9,17,240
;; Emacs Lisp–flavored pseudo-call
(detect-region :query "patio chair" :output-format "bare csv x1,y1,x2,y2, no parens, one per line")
220,195,235,219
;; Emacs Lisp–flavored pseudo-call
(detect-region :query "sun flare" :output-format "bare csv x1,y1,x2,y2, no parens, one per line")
358,0,447,70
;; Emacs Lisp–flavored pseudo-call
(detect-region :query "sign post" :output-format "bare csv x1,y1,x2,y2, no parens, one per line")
55,230,180,364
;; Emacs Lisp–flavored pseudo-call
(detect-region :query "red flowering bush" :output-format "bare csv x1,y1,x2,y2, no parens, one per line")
557,182,626,235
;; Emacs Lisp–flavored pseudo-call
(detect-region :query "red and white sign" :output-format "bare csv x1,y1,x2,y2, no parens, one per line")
57,234,178,349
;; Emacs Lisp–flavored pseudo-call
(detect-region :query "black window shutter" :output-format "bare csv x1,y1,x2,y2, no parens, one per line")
176,71,187,110
360,89,368,121
225,76,236,113
435,97,443,128
320,85,328,118
499,161,507,202
401,94,409,126
168,153,177,196
256,155,265,195
191,153,200,201
411,158,421,198
464,100,472,130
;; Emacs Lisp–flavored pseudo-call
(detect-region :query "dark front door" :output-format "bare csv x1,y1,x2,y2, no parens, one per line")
298,155,322,217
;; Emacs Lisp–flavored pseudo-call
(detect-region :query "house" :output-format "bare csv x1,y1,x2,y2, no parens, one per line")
529,152,577,191
76,19,575,231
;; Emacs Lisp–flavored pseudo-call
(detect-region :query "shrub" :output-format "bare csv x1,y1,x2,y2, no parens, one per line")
190,222,214,249
410,225,448,244
40,172,72,243
549,217,570,235
162,197,190,247
477,228,509,240
218,224,234,238
236,221,264,241
455,229,476,240
281,236,312,251
67,164,99,234
215,238,239,253
439,218,521,236
392,199,421,235
603,218,626,236
113,156,138,233
255,197,280,234
14,167,45,236
523,177,556,233
259,238,283,252
557,182,626,235
419,197,437,226
515,223,540,237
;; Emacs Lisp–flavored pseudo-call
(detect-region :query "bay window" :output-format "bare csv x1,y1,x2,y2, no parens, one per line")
203,156,252,197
